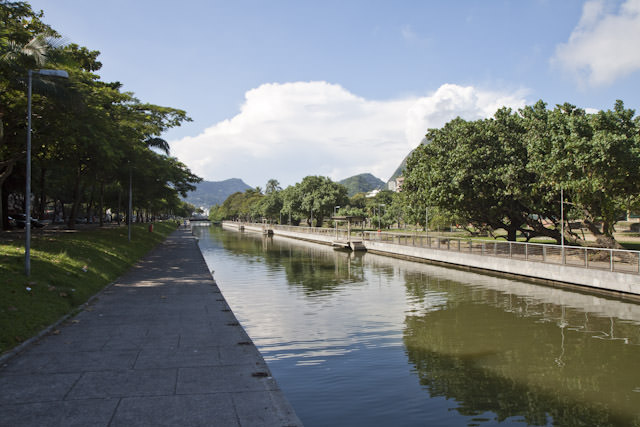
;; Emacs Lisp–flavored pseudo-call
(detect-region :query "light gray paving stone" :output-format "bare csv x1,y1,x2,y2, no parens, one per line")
232,390,304,427
134,346,221,369
2,349,139,374
0,372,80,405
102,333,180,350
66,368,178,399
218,342,265,365
177,365,276,394
111,394,239,427
27,333,109,353
0,398,119,427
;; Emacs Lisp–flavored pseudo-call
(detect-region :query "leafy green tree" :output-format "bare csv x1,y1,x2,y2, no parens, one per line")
0,3,199,229
0,1,61,228
280,184,303,225
404,108,556,241
525,100,640,248
259,187,283,222
404,100,640,247
296,176,348,227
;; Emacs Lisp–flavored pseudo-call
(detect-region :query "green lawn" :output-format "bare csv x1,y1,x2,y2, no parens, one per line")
0,222,178,354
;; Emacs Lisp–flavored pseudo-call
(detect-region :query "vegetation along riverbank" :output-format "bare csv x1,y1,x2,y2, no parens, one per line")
0,222,177,354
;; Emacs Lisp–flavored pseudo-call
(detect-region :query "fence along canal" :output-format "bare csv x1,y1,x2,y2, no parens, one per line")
223,221,640,298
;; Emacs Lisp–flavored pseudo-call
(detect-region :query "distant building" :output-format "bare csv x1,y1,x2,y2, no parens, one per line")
388,176,404,192
366,189,380,198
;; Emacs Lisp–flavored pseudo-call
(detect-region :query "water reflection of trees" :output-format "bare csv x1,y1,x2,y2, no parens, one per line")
402,278,640,426
208,227,365,295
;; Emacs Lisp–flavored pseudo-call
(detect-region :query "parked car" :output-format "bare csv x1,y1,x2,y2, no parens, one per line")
14,214,45,228
8,216,17,228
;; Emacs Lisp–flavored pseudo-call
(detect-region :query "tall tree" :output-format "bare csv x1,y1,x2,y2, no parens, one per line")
525,100,640,248
297,176,348,227
404,111,540,241
0,1,61,228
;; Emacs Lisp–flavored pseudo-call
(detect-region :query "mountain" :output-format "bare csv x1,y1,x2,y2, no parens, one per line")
183,178,252,208
339,173,385,197
386,138,429,187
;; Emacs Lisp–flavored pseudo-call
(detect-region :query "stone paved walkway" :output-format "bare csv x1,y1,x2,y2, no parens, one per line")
0,228,302,426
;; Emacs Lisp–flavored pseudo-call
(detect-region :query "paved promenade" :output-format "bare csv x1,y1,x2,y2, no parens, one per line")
0,228,302,426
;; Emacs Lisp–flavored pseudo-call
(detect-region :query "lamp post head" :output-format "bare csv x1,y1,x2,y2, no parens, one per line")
36,69,69,78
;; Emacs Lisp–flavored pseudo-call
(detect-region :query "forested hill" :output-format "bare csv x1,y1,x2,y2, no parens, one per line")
183,178,251,208
387,138,429,186
339,173,385,196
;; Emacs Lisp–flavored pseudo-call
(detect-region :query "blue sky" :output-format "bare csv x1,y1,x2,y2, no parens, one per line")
28,0,640,187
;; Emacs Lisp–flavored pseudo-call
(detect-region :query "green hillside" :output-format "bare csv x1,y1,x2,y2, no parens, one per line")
339,173,385,197
183,178,252,208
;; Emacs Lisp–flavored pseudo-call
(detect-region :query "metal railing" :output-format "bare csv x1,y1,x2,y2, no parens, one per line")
227,222,640,275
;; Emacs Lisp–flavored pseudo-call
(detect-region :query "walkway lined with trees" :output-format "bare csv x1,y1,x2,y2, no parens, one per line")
1,2,200,231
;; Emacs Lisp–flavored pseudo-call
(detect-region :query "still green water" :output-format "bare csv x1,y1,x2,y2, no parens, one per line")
194,226,640,426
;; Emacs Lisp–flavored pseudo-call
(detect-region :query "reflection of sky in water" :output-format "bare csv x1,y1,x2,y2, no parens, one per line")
196,227,640,427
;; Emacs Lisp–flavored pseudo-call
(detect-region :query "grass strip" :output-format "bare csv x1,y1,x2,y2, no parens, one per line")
0,222,179,353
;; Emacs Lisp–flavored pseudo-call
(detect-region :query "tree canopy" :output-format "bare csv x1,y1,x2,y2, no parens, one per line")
402,100,640,247
0,1,200,228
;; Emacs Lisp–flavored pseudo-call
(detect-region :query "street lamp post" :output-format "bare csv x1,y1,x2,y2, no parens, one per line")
25,69,68,276
334,206,340,238
425,206,429,239
128,165,132,242
378,203,385,231
560,188,565,264
560,188,564,248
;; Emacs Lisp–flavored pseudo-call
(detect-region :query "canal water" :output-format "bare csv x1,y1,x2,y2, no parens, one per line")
194,226,640,426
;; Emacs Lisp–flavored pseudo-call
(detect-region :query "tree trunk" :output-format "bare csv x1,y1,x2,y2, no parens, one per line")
1,182,8,230
58,199,66,224
86,184,94,224
98,181,104,227
67,168,84,229
37,167,46,219
582,210,625,249
117,190,121,225
52,199,60,224
0,159,16,230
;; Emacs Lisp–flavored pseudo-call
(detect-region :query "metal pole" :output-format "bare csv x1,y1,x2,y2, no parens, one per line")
25,70,33,276
425,206,429,239
561,188,565,264
24,69,68,275
560,188,564,247
128,166,132,242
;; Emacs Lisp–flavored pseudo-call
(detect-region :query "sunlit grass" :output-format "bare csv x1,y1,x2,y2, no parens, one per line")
0,222,178,353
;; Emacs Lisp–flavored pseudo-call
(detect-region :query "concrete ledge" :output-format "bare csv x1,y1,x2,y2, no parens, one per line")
365,240,640,298
223,222,640,299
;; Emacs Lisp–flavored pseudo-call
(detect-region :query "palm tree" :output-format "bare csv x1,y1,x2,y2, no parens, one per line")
266,179,281,194
144,137,170,155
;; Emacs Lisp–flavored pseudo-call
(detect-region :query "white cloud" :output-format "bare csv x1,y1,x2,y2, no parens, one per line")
553,0,640,86
170,82,527,188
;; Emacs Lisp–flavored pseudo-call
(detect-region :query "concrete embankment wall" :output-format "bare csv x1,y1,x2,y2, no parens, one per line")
222,222,640,298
